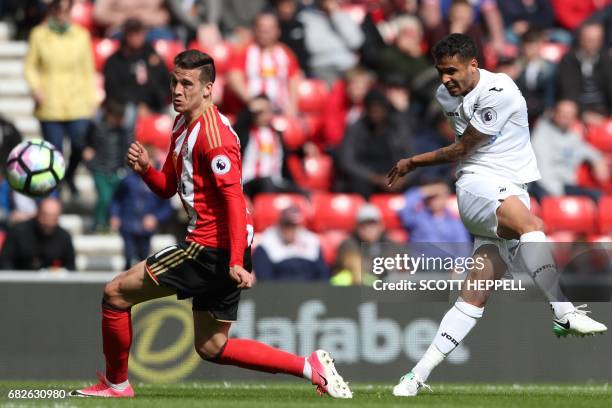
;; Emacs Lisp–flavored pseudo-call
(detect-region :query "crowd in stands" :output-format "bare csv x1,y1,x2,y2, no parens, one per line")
0,0,611,284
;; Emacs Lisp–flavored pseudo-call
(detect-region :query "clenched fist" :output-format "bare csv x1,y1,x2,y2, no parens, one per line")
126,141,151,174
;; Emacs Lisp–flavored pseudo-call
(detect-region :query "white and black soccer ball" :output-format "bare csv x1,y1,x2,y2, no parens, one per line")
6,139,65,197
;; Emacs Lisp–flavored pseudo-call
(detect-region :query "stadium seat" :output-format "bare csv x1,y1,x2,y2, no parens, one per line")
541,196,597,234
297,79,329,115
446,194,460,219
272,116,307,149
530,196,542,217
252,193,311,232
134,114,174,151
187,40,233,74
586,120,612,152
318,230,348,265
310,193,365,232
71,1,94,32
0,230,5,250
287,154,334,192
92,38,119,71
153,40,185,70
370,194,405,229
539,42,569,63
598,196,612,234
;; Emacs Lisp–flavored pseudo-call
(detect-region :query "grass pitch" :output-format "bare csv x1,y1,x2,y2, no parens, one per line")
0,382,611,407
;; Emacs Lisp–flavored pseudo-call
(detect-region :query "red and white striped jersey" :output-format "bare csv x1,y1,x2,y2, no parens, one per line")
230,42,300,112
142,104,253,267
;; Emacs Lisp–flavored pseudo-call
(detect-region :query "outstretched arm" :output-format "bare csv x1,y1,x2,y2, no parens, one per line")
386,125,490,187
127,141,177,198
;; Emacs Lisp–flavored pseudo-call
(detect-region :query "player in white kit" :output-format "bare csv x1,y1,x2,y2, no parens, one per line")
386,34,607,397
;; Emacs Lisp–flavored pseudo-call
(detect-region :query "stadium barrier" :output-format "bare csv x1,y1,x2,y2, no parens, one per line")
0,273,611,383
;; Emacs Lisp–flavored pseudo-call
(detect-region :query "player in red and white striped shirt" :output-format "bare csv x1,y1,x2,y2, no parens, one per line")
71,50,351,399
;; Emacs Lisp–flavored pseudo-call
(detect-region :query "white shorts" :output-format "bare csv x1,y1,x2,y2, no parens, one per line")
455,173,531,264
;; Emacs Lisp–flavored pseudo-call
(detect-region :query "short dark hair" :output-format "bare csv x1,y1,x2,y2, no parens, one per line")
174,50,216,83
431,33,478,62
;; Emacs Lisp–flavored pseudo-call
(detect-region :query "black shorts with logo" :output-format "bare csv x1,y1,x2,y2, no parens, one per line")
145,241,252,321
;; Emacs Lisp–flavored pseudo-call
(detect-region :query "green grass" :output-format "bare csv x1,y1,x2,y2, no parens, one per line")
1,382,611,407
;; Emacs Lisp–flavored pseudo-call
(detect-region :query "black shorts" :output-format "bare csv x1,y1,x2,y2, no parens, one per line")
145,241,252,322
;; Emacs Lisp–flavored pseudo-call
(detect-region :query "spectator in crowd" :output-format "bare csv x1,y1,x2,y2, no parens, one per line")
411,112,456,184
557,22,612,125
299,0,364,85
584,4,612,50
82,99,132,232
110,165,174,270
515,28,556,126
166,0,220,43
0,115,22,174
425,0,485,67
531,100,609,202
273,0,310,75
253,206,329,281
104,18,171,121
319,66,374,151
93,0,175,40
0,197,75,270
233,94,301,197
377,16,430,88
497,0,555,44
217,0,268,37
226,12,301,116
360,0,419,71
24,0,96,195
398,178,470,243
338,89,414,197
332,204,395,286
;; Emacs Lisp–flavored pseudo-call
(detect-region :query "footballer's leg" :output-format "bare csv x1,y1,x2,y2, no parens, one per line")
394,244,505,396
71,260,175,397
193,311,352,398
497,196,607,337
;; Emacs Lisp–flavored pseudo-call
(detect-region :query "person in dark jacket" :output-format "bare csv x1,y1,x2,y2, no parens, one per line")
0,197,75,270
557,21,612,124
338,89,414,197
273,0,310,75
110,168,174,269
103,18,170,118
253,206,329,281
83,99,132,231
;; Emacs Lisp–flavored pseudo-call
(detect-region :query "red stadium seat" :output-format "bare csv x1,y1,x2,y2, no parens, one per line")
71,1,94,32
92,38,119,71
598,196,612,234
153,40,185,70
310,193,365,232
298,79,329,115
272,116,307,149
252,193,311,232
446,194,460,219
0,230,5,250
318,230,349,265
541,196,597,234
288,154,334,192
188,40,233,74
539,42,568,63
586,120,612,152
370,194,405,230
134,114,174,152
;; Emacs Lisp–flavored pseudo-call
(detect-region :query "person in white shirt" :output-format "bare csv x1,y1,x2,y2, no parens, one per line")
387,33,607,397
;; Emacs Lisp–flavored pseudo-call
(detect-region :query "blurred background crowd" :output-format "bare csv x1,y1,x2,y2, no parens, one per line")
0,0,611,285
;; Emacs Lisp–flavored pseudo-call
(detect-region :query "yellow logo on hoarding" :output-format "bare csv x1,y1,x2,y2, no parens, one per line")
129,298,200,382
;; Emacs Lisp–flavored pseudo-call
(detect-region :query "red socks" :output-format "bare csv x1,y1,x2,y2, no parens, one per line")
102,302,132,384
213,338,305,378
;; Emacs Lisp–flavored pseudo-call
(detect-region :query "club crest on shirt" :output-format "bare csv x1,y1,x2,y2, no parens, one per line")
211,154,231,175
481,108,497,126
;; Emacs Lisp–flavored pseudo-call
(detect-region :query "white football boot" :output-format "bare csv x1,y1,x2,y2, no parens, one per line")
392,372,432,397
553,304,607,337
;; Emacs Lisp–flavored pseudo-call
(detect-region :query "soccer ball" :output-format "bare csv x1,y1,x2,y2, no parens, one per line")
6,139,65,197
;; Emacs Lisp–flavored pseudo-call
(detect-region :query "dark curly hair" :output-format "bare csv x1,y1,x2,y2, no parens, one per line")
431,33,478,62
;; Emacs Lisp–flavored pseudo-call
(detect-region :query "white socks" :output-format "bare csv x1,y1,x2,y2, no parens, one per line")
517,231,574,319
106,378,130,391
412,299,484,382
302,360,312,381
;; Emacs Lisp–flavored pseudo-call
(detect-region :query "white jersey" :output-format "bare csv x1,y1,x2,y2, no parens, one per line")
436,69,541,184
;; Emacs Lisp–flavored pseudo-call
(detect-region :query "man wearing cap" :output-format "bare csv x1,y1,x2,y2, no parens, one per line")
253,206,329,281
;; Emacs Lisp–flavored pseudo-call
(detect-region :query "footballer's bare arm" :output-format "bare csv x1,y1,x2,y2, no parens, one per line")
386,125,491,187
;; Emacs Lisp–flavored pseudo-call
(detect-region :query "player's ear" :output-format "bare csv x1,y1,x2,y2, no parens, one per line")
471,58,479,71
202,81,213,98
